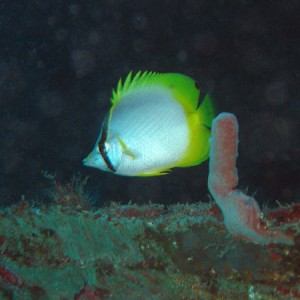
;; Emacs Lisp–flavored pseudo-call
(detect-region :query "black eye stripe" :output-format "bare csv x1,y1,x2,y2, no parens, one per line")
98,143,116,172
98,115,116,173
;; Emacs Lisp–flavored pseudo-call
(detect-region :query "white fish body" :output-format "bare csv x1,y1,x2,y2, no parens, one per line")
83,71,215,176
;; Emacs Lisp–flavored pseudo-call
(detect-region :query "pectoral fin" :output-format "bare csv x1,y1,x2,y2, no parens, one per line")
117,136,137,160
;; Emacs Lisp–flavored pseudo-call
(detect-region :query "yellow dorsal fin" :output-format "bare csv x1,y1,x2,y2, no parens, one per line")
110,71,203,111
111,71,158,105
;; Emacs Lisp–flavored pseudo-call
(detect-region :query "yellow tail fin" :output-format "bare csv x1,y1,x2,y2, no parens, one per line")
178,93,216,168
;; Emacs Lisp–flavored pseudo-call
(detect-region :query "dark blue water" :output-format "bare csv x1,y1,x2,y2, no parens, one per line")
0,0,299,207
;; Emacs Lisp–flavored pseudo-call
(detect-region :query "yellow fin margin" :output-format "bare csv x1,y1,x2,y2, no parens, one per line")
177,94,216,167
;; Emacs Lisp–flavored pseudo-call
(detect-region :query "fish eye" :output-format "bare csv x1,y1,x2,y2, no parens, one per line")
97,142,103,153
98,141,110,154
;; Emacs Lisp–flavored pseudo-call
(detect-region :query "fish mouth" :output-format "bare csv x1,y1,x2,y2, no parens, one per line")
82,157,89,166
82,154,93,167
82,153,116,173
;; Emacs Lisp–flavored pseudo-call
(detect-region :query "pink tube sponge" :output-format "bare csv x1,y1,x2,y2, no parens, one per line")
208,113,294,245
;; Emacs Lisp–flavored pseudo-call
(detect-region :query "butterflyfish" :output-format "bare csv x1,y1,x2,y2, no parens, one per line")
83,71,215,176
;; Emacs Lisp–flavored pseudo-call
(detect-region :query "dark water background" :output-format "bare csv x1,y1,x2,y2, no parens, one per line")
1,0,299,207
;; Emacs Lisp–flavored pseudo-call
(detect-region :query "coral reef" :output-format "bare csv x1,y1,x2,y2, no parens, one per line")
0,181,298,299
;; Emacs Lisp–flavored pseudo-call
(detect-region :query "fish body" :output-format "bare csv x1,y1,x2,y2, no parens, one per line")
83,71,215,176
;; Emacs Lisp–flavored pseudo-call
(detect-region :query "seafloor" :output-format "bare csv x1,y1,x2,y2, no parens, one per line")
0,178,299,299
